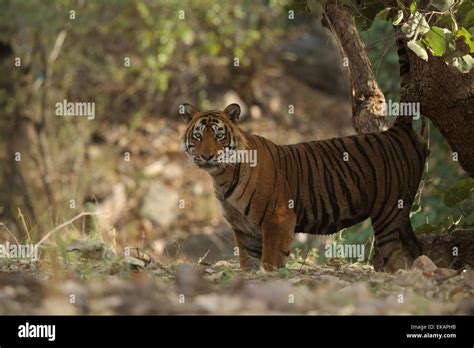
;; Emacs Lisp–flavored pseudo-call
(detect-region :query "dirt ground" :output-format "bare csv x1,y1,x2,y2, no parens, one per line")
1,252,473,315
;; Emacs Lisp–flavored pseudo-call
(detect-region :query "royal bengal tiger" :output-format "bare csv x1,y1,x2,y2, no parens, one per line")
181,40,428,272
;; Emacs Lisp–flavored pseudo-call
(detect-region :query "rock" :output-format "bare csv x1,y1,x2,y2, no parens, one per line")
161,162,183,182
241,280,293,310
417,228,474,269
142,160,166,178
455,297,474,315
97,183,127,227
412,255,438,273
433,268,459,281
164,228,235,263
175,264,212,297
464,267,474,289
394,268,429,287
140,180,178,227
250,105,262,119
66,240,115,260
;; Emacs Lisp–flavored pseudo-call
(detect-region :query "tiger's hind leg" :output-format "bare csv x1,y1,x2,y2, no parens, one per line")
371,210,422,272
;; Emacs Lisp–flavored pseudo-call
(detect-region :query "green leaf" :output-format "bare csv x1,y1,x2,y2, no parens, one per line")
452,54,474,73
392,9,404,25
431,0,454,12
463,9,474,28
377,7,391,21
410,1,416,14
438,215,455,233
424,26,446,56
407,40,429,60
456,27,474,53
443,181,473,207
466,212,474,226
432,187,446,195
415,223,438,234
401,12,430,39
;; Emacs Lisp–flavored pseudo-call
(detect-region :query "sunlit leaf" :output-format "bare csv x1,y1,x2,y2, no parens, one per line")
401,12,430,39
407,40,429,60
424,26,446,56
456,27,474,53
392,9,404,25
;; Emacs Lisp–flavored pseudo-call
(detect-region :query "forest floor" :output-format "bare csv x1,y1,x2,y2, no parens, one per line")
0,251,473,315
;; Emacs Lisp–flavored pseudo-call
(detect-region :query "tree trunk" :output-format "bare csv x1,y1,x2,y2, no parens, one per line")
321,0,474,177
322,0,387,133
408,54,474,176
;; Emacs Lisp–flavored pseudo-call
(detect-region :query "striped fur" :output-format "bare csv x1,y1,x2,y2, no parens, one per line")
182,102,428,272
393,31,413,128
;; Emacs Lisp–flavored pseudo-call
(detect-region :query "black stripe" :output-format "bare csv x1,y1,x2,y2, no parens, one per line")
302,144,318,223
315,143,340,223
224,163,241,199
369,134,392,222
258,199,271,227
357,135,379,212
288,146,302,216
319,141,357,216
304,143,329,233
244,189,257,216
236,173,252,201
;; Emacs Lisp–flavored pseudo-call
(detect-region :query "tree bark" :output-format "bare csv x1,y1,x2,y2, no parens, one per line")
322,0,387,133
407,54,474,176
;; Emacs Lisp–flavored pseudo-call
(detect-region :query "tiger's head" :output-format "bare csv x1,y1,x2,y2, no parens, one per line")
181,103,246,174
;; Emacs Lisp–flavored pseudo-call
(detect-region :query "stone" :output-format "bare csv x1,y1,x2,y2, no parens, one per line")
140,180,178,227
412,255,438,273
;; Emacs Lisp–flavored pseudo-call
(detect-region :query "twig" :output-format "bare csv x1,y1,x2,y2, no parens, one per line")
36,211,100,247
17,207,31,243
0,223,20,245
198,249,211,265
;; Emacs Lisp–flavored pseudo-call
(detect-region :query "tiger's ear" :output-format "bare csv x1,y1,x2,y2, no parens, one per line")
180,103,199,123
223,103,241,122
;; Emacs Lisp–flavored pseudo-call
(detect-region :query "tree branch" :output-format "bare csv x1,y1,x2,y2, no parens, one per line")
322,0,387,133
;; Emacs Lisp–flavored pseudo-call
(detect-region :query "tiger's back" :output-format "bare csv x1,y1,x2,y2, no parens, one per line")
256,123,428,237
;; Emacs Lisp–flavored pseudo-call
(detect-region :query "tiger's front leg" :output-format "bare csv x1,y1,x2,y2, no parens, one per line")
232,228,261,270
261,206,296,271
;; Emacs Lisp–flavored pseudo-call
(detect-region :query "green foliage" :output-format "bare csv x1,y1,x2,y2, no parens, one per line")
424,26,447,56
441,178,474,208
349,0,474,73
0,0,291,123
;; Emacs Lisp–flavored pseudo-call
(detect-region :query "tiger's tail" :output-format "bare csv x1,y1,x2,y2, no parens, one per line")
392,33,413,128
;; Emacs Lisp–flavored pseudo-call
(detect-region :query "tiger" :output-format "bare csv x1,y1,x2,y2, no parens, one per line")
181,41,428,273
